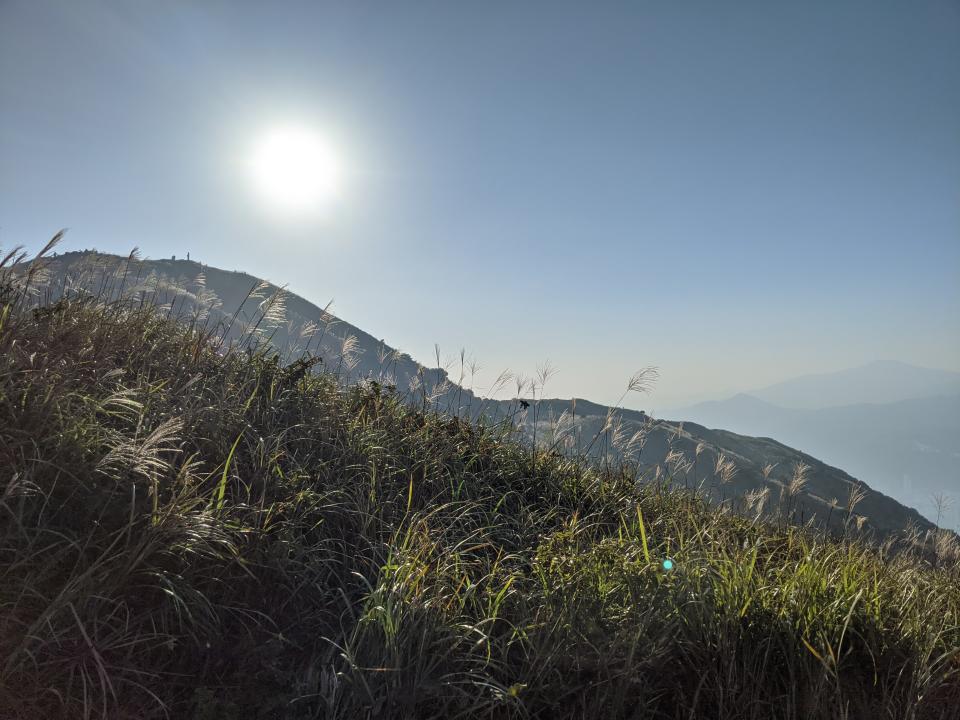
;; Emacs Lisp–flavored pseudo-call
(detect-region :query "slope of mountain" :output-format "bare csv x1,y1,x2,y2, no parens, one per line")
42,250,438,391
5,254,959,720
521,399,937,537
671,392,960,530
749,360,960,409
32,250,941,538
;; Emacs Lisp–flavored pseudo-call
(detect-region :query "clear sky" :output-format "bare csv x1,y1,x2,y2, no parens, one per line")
2,0,958,408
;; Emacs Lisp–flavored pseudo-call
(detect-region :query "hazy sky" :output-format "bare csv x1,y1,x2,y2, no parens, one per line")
2,0,958,408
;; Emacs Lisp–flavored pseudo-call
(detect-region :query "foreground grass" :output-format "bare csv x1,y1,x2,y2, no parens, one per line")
1,260,958,719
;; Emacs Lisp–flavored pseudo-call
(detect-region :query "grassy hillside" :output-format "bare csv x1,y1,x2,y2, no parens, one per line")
669,392,960,531
522,398,939,538
28,250,940,540
1,246,959,719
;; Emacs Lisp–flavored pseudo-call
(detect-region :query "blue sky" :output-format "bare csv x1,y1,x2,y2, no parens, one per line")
2,0,958,408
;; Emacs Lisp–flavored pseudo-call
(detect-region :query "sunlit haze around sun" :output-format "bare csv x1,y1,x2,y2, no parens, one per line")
248,126,341,216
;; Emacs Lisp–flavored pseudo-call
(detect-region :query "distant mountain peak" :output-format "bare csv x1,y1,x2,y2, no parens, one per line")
750,361,960,410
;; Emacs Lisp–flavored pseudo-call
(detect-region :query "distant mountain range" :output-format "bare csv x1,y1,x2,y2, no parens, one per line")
669,368,960,530
31,250,947,538
746,360,960,409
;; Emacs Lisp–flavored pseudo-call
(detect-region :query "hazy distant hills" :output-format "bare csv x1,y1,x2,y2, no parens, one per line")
748,360,960,409
34,251,943,538
670,370,960,530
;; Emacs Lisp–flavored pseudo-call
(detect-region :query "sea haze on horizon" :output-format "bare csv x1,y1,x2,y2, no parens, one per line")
1,0,958,409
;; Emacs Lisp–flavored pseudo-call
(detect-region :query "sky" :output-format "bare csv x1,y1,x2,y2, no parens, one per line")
2,0,958,409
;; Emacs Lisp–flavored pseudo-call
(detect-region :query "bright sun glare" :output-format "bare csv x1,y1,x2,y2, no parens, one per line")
249,126,341,215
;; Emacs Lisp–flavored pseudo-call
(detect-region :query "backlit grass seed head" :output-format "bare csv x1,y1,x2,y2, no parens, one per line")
514,374,529,399
536,361,558,390
250,280,271,301
624,429,647,457
426,379,452,404
552,410,573,439
847,482,868,514
745,487,771,518
933,529,960,563
665,448,685,473
626,367,659,394
788,462,810,497
96,417,184,482
260,289,287,328
601,407,617,434
340,334,358,357
300,320,319,340
714,452,737,485
611,416,629,453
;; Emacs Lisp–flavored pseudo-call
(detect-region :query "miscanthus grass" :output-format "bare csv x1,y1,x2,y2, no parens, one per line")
0,240,958,719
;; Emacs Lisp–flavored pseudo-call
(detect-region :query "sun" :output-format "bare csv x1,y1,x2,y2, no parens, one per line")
249,126,341,215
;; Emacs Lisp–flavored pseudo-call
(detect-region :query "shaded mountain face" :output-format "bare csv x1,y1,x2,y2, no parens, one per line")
519,399,937,538
671,392,960,531
30,250,940,539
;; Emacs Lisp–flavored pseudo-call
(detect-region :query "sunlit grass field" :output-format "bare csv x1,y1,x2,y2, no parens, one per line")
1,243,958,719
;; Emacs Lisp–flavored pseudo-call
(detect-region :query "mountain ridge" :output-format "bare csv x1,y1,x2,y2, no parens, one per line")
747,359,960,409
670,390,960,530
31,250,944,538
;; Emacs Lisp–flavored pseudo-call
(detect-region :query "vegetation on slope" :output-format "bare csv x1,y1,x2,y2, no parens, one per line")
1,244,958,719
34,250,941,540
